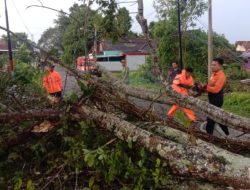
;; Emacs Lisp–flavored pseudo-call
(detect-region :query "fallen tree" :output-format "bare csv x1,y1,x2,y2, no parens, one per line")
3,15,250,188
2,80,250,156
1,69,250,189
61,64,250,155
2,103,250,188
72,105,250,189
97,65,250,133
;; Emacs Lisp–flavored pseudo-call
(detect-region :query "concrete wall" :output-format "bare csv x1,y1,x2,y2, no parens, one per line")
103,51,121,56
98,55,147,71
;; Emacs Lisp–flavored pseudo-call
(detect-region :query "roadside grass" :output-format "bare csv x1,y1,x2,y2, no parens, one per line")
223,92,250,118
113,71,162,91
129,71,162,91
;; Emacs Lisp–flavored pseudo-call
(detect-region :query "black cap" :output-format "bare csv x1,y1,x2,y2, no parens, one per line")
213,58,224,65
186,67,193,73
49,64,55,69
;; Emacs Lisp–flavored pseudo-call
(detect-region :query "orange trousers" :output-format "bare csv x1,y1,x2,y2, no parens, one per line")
167,104,196,122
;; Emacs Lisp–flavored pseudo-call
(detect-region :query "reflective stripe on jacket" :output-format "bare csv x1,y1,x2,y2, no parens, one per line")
43,71,62,93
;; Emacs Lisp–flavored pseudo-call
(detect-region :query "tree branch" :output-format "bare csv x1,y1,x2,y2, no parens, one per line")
0,109,62,124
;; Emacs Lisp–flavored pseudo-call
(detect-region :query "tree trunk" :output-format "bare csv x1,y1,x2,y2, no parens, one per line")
137,121,250,155
72,105,250,189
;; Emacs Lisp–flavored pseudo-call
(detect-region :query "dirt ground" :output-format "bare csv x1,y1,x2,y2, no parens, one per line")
56,64,250,142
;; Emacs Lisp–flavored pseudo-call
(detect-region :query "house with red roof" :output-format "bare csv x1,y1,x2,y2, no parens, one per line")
235,41,250,52
96,38,158,71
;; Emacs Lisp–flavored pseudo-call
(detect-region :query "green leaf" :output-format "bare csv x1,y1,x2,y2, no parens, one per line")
68,93,79,103
140,148,146,158
156,158,161,167
88,176,95,188
84,153,95,167
14,178,22,190
128,140,132,149
83,188,91,190
137,160,143,168
26,180,35,190
77,80,87,92
92,184,100,190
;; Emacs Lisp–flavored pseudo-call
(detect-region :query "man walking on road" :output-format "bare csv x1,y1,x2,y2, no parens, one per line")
204,58,229,136
121,59,129,84
168,62,181,83
43,64,63,98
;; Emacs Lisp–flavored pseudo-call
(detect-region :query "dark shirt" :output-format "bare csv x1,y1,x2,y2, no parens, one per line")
169,67,181,83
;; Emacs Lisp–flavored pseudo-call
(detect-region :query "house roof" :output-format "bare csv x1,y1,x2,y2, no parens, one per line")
102,38,157,52
0,39,8,51
235,41,250,51
0,39,18,53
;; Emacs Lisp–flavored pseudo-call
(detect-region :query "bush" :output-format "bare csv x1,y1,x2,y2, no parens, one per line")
14,62,35,84
223,92,250,117
224,63,249,80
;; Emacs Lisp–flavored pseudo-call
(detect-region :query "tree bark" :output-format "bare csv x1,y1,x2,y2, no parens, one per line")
137,121,250,155
72,105,250,189
0,109,62,124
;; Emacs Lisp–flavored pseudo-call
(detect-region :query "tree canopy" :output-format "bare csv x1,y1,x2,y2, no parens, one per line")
37,1,134,65
150,0,238,78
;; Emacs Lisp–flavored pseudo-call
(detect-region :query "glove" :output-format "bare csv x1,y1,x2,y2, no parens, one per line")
191,82,206,95
202,84,207,90
177,84,192,89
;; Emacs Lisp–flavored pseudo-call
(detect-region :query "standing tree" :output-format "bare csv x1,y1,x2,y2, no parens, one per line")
62,4,99,64
116,7,132,37
38,27,63,58
153,0,207,69
15,44,32,64
1,32,34,52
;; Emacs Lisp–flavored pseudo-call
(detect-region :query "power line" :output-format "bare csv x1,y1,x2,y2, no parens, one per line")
196,19,241,63
186,31,242,65
196,19,242,64
10,0,33,39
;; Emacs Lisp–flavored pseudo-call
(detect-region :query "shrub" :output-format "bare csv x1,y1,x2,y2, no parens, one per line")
223,92,250,117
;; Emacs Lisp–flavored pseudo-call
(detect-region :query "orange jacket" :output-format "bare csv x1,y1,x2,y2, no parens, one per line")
207,70,226,94
43,71,62,93
172,69,194,95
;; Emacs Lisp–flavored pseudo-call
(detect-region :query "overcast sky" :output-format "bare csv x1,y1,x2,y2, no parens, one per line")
0,0,249,43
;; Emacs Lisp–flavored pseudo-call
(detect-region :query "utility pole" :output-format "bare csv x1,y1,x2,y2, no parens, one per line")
94,27,97,59
208,0,213,78
4,0,14,73
177,0,183,69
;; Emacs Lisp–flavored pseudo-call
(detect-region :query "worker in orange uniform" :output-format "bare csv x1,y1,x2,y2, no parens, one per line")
43,64,63,98
167,67,196,122
204,58,229,135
